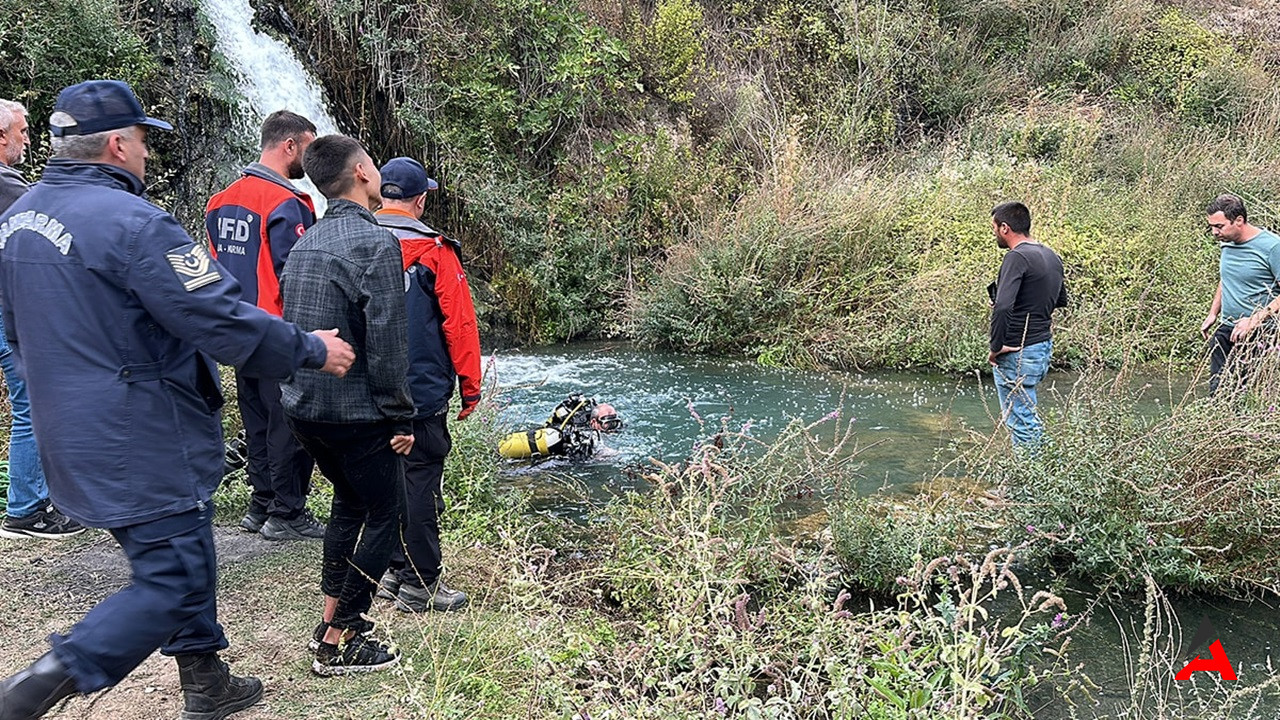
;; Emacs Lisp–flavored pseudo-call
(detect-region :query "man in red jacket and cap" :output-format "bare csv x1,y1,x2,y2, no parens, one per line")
373,157,481,613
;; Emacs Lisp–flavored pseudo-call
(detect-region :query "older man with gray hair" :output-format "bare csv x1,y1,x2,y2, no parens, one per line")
0,99,30,213
0,98,84,542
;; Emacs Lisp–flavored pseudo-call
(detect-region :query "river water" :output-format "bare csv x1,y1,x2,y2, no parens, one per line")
492,342,998,512
491,343,1280,716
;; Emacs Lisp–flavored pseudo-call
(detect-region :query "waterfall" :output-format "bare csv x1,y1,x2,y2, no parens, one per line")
198,0,340,214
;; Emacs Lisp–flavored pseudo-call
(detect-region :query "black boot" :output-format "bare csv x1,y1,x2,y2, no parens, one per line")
174,654,263,720
0,651,77,720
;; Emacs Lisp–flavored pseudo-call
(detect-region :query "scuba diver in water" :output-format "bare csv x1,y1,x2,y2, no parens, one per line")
499,393,622,460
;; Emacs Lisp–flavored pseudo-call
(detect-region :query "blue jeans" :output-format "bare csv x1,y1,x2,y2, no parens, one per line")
993,339,1052,448
0,313,48,518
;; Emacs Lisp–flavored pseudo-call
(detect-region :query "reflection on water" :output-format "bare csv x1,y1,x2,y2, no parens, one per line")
1046,584,1280,717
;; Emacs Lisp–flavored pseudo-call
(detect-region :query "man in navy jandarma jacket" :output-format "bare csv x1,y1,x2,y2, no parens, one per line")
0,80,354,720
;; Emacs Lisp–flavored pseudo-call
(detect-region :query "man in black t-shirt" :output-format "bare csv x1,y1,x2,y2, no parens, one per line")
988,201,1068,448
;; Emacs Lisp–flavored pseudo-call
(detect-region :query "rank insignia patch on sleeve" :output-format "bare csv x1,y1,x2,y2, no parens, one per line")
166,242,222,291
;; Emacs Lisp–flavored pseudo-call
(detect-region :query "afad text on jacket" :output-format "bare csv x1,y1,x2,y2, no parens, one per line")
204,163,315,316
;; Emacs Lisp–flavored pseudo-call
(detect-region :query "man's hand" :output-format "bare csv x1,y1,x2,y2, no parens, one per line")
987,345,1021,366
457,396,480,421
389,434,414,455
1200,312,1219,340
1231,313,1265,342
314,329,354,377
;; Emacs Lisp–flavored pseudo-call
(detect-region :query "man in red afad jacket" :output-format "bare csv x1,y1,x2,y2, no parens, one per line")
374,157,481,612
205,111,323,541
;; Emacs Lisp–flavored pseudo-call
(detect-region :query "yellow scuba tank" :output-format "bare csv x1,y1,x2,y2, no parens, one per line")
498,426,563,459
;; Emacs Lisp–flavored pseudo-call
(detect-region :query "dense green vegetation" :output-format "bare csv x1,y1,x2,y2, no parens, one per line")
283,0,1280,372
833,359,1280,597
0,0,156,123
3,0,1277,372
0,0,245,229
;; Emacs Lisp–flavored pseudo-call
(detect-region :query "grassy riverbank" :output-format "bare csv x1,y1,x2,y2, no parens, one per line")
3,389,1279,718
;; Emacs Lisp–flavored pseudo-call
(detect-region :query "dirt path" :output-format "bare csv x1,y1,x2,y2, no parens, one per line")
0,527,323,720
0,516,507,719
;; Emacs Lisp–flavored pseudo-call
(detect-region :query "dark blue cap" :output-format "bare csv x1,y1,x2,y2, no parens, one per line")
49,80,173,137
379,157,438,199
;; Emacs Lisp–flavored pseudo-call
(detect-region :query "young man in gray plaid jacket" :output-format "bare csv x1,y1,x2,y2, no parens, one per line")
279,134,415,676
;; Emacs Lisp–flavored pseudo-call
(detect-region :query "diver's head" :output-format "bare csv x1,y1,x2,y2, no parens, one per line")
590,403,622,432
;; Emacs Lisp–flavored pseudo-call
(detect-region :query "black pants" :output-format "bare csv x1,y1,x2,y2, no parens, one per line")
287,417,403,630
390,414,451,589
1208,323,1261,395
236,373,314,518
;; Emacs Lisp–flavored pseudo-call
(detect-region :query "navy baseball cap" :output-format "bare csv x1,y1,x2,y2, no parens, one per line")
379,157,438,199
49,80,173,137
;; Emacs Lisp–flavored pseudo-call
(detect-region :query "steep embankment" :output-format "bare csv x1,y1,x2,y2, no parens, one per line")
269,0,1280,371
7,0,1280,371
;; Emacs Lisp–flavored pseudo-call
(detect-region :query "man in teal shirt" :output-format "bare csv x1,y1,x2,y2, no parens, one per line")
1199,194,1280,394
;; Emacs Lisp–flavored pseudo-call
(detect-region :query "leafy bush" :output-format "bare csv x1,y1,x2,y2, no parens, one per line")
632,136,907,367
983,367,1280,594
0,0,158,145
1123,8,1261,125
831,491,994,593
635,0,707,104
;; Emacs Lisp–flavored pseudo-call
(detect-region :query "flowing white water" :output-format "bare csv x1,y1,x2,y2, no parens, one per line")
198,0,340,213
